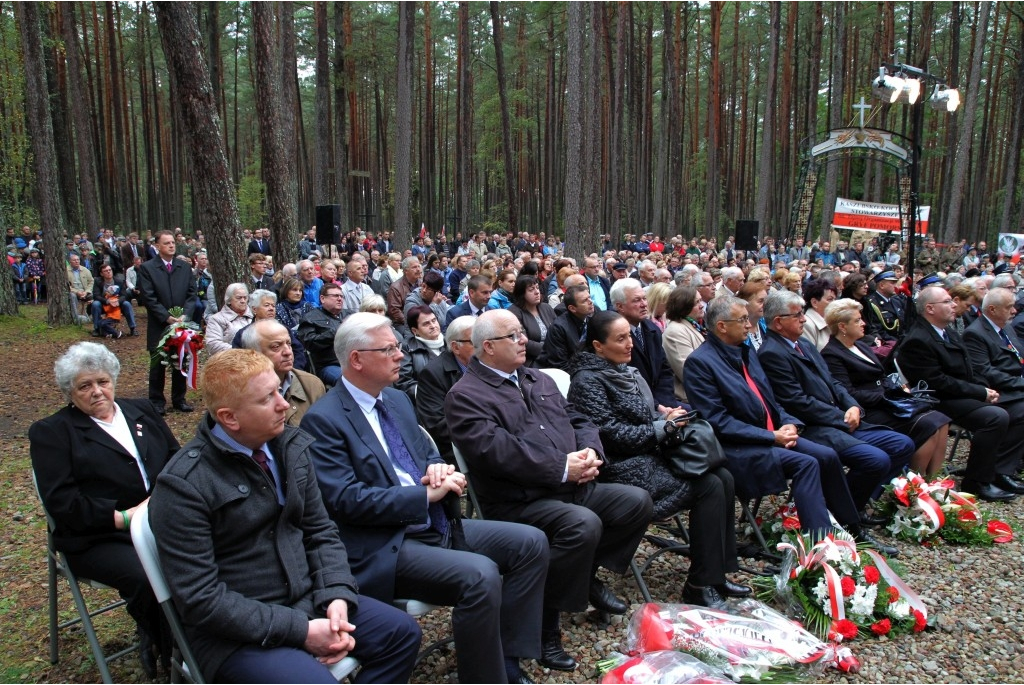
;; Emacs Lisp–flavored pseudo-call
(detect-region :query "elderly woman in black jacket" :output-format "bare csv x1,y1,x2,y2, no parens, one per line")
30,342,179,676
567,311,749,607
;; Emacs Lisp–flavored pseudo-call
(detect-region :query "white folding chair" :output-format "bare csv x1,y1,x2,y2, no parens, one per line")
130,502,359,683
537,367,572,398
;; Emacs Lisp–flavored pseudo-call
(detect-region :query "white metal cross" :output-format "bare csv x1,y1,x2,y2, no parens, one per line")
853,97,871,128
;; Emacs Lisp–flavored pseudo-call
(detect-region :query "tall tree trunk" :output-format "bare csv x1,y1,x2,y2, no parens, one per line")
154,1,244,293
313,2,330,206
489,2,518,235
754,2,780,235
607,2,627,246
705,2,723,238
563,2,586,257
999,16,1024,232
60,3,101,233
820,2,846,241
942,1,991,244
43,8,79,233
278,3,301,246
652,4,673,237
393,2,415,248
253,3,297,265
581,1,602,248
17,2,71,324
456,2,473,237
334,3,351,234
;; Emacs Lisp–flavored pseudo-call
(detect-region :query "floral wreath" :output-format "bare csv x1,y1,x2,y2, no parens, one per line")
153,307,205,390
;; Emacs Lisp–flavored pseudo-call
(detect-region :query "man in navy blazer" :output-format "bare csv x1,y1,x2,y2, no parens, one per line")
301,313,548,684
610,278,681,407
136,230,197,414
683,296,868,544
444,274,496,327
757,290,913,534
247,227,273,256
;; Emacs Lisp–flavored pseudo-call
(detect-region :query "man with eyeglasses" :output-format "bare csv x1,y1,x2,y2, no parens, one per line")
416,316,476,466
296,282,346,386
900,286,1024,501
757,291,912,554
683,296,867,545
445,309,653,673
300,313,549,685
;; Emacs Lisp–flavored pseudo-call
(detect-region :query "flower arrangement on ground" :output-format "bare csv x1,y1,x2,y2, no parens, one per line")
753,528,929,642
153,306,204,389
874,471,1014,545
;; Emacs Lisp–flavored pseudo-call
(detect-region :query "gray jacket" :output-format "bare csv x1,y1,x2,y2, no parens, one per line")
150,417,359,678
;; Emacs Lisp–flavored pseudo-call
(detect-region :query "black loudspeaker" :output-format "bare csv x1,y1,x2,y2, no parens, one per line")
315,205,341,247
735,220,759,251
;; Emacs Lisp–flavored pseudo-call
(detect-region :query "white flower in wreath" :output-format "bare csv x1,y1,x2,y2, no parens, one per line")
887,598,911,618
824,544,843,564
849,583,878,617
812,577,831,614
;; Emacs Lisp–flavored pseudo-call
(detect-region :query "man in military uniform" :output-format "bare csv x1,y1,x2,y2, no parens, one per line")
915,238,940,273
866,270,907,343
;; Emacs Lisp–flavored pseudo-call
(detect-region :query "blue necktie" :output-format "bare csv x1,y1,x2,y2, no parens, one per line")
375,400,447,536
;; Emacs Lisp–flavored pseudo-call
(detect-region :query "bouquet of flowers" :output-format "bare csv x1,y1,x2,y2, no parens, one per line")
745,496,801,550
754,529,929,642
598,650,732,684
875,471,1014,545
623,599,860,682
154,307,205,389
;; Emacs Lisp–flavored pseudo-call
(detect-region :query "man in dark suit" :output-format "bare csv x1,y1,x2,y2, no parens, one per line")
758,291,913,537
683,296,867,543
300,313,548,684
120,232,144,267
610,278,681,408
247,227,273,256
247,253,275,291
444,274,496,326
415,315,476,465
899,286,1021,501
137,230,197,414
537,284,592,370
446,310,653,672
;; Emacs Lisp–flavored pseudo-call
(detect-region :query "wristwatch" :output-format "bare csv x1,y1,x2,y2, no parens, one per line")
664,420,678,435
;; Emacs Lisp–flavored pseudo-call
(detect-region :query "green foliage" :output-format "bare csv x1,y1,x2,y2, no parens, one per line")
237,168,267,228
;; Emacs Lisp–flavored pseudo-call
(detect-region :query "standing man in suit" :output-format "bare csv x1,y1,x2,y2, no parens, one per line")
300,314,548,684
899,286,1022,501
757,291,913,543
247,227,271,256
610,278,680,408
121,232,143,266
137,230,197,414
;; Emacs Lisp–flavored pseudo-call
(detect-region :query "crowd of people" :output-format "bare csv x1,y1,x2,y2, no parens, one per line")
24,222,1024,684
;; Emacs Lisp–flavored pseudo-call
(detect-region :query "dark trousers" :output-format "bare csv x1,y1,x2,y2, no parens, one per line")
214,595,420,684
63,538,161,641
841,426,915,508
775,438,860,534
514,483,652,613
393,519,548,683
148,349,186,407
945,398,1024,481
686,466,739,586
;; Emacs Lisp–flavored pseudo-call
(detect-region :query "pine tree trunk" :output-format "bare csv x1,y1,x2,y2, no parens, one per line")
490,2,518,235
16,1,71,325
563,2,585,257
705,2,723,238
754,2,780,235
456,2,473,236
43,8,79,232
60,3,101,232
313,2,330,206
278,3,301,249
334,3,351,234
393,2,415,248
999,17,1024,232
819,2,846,242
154,1,244,293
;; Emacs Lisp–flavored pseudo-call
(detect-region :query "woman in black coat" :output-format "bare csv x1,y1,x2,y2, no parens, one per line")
508,275,557,367
395,305,446,399
821,298,951,478
30,342,179,676
567,311,748,607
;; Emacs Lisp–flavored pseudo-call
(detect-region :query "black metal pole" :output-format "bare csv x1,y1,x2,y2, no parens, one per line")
907,96,924,288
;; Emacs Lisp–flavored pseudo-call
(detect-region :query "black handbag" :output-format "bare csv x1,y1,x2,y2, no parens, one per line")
661,418,728,479
880,374,939,419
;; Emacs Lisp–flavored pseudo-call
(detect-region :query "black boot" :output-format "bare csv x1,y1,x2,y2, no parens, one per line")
538,609,577,671
137,628,158,679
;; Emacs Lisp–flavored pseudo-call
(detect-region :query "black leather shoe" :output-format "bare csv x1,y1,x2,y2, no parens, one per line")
588,578,628,615
539,636,577,671
510,669,535,684
137,629,157,679
682,582,727,609
963,479,1018,501
152,403,166,416
860,511,889,527
992,474,1024,495
853,529,899,557
173,401,194,413
717,580,752,598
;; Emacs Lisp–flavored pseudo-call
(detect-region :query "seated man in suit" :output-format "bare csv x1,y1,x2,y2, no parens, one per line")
300,313,548,685
445,310,653,672
416,315,476,465
444,274,496,326
248,253,275,291
899,286,1022,501
961,287,1024,489
758,290,914,535
537,284,593,370
150,350,421,684
683,296,885,549
240,319,326,427
296,282,345,385
610,278,681,407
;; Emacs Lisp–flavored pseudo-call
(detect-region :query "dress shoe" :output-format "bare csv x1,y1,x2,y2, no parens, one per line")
992,474,1024,495
682,582,727,609
853,529,899,557
152,403,166,416
539,636,577,671
962,479,1017,502
716,580,752,598
860,511,889,527
137,629,158,679
588,578,628,615
173,401,194,413
509,670,535,684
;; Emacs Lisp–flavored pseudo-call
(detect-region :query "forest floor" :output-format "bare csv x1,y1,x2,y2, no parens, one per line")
1,304,1023,684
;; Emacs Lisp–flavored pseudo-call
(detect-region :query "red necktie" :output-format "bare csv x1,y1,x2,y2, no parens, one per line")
165,262,173,274
742,363,775,431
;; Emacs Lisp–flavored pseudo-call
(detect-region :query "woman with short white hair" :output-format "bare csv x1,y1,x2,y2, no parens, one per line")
205,283,253,356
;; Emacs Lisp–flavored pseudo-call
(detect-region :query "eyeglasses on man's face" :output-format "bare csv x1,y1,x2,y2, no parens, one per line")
356,344,401,357
487,328,528,344
720,315,751,325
